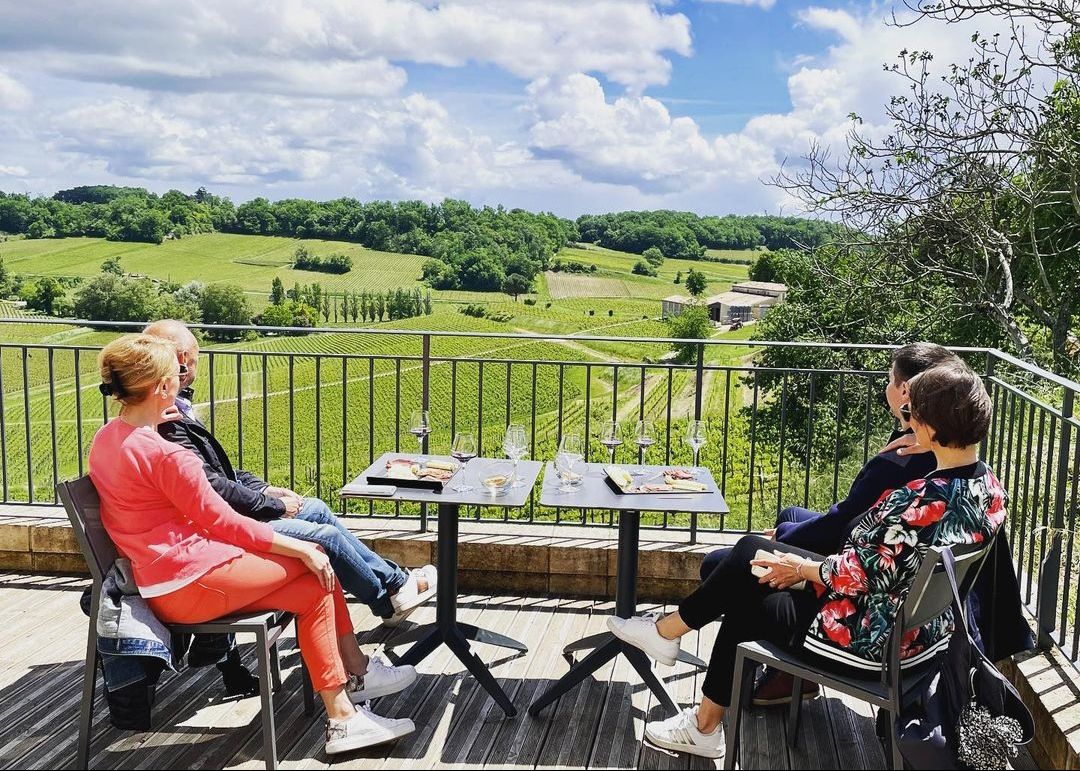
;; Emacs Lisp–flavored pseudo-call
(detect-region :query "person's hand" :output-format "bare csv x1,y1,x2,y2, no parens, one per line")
751,552,809,590
266,487,304,516
763,527,777,540
300,545,334,592
881,433,931,457
160,405,184,423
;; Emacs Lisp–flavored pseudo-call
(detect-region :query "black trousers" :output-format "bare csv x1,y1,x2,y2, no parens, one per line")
678,535,826,706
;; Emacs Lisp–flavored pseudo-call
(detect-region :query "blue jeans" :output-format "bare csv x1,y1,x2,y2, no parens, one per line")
270,498,407,618
698,506,823,581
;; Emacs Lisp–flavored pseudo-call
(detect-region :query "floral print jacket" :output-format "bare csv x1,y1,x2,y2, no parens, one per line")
802,463,1007,672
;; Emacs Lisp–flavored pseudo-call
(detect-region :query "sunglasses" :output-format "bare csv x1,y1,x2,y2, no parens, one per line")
178,364,189,376
899,403,912,422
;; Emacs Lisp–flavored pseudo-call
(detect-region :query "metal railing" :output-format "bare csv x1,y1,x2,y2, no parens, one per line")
1,317,1078,664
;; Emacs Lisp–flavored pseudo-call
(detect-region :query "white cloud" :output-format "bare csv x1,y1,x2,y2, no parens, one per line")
0,165,29,177
0,70,31,110
697,0,777,8
0,0,691,94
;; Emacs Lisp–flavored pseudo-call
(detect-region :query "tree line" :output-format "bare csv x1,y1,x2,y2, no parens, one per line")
261,276,432,331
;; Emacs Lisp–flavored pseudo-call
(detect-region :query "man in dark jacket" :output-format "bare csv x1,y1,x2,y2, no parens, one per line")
699,343,1033,705
144,320,436,628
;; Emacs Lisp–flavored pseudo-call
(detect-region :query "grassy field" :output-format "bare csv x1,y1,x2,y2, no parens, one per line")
0,233,859,529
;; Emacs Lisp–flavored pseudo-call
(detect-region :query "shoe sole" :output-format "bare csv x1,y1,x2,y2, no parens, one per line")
606,617,677,667
389,581,438,619
325,721,414,755
751,690,820,707
644,728,724,759
349,668,418,704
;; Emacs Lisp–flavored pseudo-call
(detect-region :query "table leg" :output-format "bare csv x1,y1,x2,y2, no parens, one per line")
531,509,680,717
381,502,525,716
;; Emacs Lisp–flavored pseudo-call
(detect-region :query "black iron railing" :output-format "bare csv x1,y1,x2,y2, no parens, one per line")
1,317,1078,663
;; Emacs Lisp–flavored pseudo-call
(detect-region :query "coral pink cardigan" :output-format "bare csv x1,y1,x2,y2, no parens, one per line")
88,419,275,597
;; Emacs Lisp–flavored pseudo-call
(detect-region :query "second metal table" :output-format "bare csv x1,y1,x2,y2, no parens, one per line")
528,462,729,717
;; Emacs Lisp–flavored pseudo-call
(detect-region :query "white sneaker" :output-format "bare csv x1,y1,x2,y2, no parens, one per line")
383,565,437,627
347,656,417,703
645,707,725,759
324,704,415,755
607,613,679,666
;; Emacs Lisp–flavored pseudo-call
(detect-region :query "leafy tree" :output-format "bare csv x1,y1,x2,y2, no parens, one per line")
0,257,10,297
270,276,286,305
666,303,713,363
257,300,317,333
288,282,301,302
23,276,68,316
674,270,682,284
632,261,657,277
159,281,204,323
376,293,386,321
200,284,252,340
643,246,664,267
26,219,55,239
423,291,433,315
502,273,531,301
321,294,331,323
685,269,708,297
100,256,123,276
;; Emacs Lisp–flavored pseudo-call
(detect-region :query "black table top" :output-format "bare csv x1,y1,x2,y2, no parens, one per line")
342,452,542,508
538,462,729,514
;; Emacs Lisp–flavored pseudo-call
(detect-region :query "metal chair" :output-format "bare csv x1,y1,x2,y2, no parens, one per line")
58,476,315,771
723,538,995,770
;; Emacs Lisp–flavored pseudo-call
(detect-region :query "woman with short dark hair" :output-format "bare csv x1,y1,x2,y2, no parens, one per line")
608,362,1007,759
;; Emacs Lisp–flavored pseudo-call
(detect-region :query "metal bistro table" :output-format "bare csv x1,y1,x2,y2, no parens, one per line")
529,462,729,717
342,452,543,717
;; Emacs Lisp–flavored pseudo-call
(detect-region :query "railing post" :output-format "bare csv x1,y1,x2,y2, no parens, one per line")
982,351,997,459
420,334,430,533
1038,388,1073,650
693,341,705,421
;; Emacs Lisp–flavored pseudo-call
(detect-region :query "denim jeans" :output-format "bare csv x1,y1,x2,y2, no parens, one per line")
270,498,408,618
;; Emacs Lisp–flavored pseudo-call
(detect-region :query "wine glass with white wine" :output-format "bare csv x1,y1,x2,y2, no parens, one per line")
409,409,431,466
502,424,528,488
684,419,707,477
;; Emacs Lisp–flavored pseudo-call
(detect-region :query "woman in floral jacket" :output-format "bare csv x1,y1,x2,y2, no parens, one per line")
607,361,1007,759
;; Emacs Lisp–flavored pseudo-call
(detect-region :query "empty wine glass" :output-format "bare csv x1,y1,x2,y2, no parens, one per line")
450,432,477,492
633,420,655,476
598,419,622,464
503,424,528,487
555,433,585,492
685,419,707,476
409,409,431,466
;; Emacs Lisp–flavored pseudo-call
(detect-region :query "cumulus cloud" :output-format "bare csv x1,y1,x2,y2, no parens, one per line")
697,0,778,8
526,73,774,193
0,70,31,110
0,0,691,94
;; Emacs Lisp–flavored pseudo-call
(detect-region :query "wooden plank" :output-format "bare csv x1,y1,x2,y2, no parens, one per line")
481,597,595,770
437,595,535,765
821,686,886,770
534,599,618,771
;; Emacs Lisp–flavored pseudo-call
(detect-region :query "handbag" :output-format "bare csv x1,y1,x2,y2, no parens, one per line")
893,548,1034,770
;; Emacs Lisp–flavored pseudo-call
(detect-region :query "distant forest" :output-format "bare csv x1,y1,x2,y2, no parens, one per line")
0,185,836,291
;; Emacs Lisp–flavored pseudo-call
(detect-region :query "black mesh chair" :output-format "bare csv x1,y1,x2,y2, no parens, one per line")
723,538,995,770
58,475,315,771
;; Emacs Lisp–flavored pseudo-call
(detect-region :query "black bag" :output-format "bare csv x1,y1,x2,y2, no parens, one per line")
894,549,1034,769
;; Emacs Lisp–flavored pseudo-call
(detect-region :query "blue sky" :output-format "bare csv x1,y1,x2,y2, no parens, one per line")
0,0,992,217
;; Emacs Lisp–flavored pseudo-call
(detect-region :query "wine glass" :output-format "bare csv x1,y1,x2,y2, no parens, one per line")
450,432,477,492
409,409,431,466
633,420,655,476
685,419,707,476
502,424,528,487
598,419,622,465
555,434,585,492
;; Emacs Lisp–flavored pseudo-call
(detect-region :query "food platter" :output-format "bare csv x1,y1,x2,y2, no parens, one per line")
365,457,460,491
602,465,710,495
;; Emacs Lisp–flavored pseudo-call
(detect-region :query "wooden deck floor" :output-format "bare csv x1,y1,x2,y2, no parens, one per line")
0,573,1039,770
